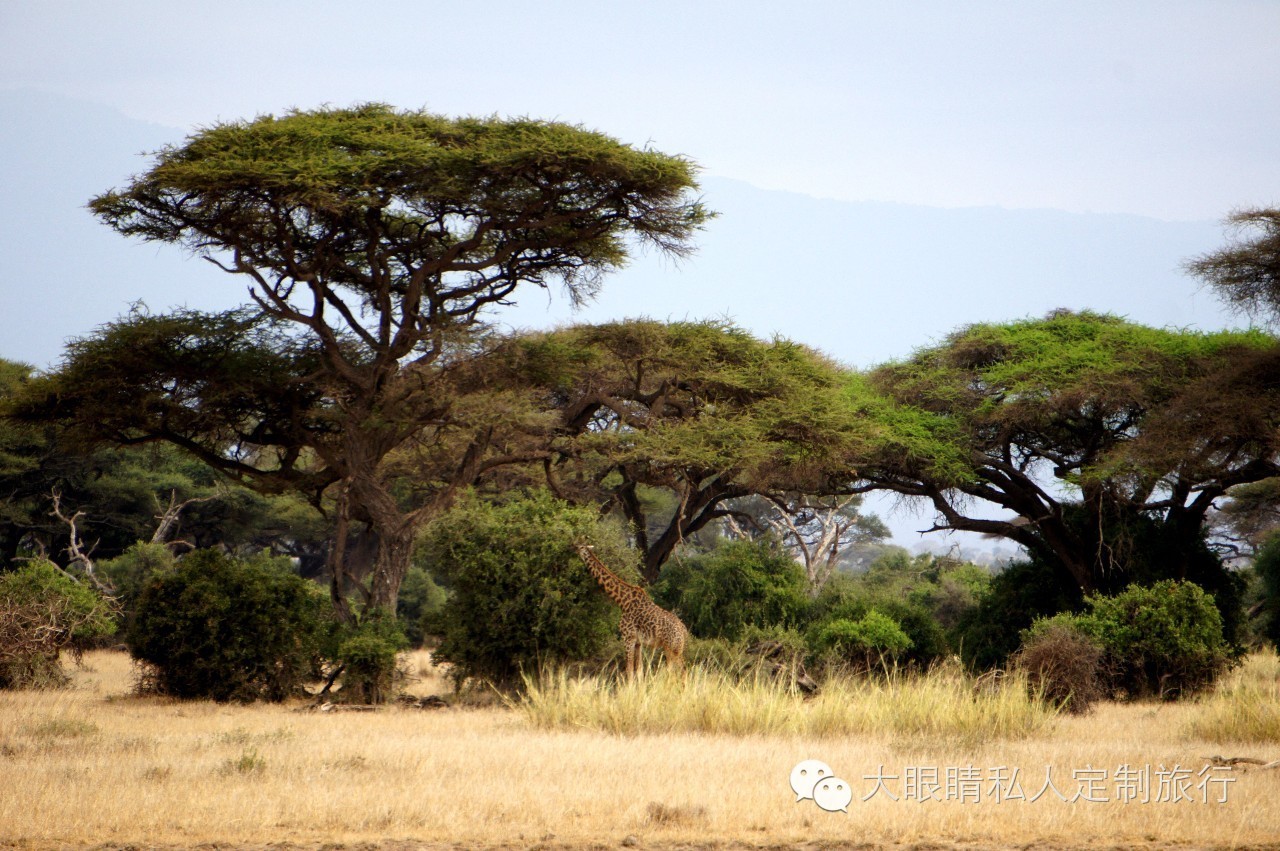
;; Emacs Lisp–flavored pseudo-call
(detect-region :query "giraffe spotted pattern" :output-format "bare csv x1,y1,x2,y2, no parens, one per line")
576,544,688,678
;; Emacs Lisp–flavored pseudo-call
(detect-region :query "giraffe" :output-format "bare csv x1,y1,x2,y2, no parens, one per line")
575,543,689,679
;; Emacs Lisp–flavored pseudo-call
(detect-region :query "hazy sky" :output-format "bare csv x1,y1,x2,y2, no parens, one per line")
2,0,1277,220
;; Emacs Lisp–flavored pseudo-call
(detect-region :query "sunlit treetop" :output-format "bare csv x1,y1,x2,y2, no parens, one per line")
89,104,712,359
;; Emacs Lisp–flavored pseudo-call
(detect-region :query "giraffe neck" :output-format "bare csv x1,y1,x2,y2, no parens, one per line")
577,547,644,608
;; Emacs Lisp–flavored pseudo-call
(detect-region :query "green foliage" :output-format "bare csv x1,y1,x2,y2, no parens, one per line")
955,556,1084,671
97,541,178,625
419,490,621,687
861,310,1280,603
488,319,878,578
652,539,810,641
0,559,116,688
128,549,328,702
808,553,966,667
1253,533,1280,649
335,615,408,704
90,105,710,279
810,610,913,669
396,564,448,646
957,555,1085,675
1029,580,1231,699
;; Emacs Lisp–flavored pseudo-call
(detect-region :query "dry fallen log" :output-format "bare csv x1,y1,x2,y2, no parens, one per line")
1203,755,1280,770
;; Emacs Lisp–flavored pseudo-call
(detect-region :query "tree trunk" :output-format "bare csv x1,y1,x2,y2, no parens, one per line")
369,524,416,614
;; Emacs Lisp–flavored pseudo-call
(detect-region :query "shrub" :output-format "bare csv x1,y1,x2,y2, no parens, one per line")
653,539,810,641
1083,580,1231,698
419,490,622,687
1037,580,1231,700
396,564,448,647
1015,619,1105,714
97,541,178,625
0,560,116,688
809,610,913,671
954,556,1084,671
335,615,409,704
128,549,328,701
810,577,948,667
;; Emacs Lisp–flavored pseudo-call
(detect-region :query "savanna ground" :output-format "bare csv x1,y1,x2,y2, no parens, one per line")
3,650,1280,851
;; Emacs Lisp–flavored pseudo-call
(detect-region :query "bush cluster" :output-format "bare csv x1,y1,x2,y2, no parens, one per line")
418,490,622,687
1023,580,1231,702
0,560,116,688
128,549,328,702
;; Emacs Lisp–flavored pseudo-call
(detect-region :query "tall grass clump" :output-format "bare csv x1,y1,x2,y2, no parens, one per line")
1184,652,1280,744
519,661,1056,743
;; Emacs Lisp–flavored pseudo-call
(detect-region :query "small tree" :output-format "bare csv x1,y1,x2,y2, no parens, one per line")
129,549,328,701
0,560,116,688
419,490,622,687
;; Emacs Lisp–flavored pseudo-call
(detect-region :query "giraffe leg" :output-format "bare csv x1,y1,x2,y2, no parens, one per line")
665,647,687,682
625,640,638,680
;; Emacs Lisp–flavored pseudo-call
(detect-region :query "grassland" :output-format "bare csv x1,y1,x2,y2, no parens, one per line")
2,649,1279,850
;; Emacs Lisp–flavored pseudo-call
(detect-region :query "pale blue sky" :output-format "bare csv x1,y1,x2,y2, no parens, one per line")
2,0,1277,220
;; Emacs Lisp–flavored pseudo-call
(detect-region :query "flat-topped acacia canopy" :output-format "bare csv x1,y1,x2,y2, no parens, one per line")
81,104,710,614
89,104,709,356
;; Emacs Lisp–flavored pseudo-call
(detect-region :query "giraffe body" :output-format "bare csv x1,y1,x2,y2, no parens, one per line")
576,544,688,678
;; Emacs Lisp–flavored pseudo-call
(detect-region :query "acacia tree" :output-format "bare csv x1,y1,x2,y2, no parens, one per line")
720,493,889,588
466,320,871,582
1187,208,1280,327
1188,209,1280,559
858,311,1280,601
33,105,709,614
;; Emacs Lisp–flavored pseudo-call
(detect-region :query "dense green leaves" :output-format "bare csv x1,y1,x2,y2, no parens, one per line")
1027,580,1231,698
478,319,873,578
860,310,1280,595
90,104,710,317
810,611,913,665
128,550,328,702
652,539,810,641
418,490,623,686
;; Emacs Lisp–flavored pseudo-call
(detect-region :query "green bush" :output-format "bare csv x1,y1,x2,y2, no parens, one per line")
954,556,1084,671
128,549,328,702
396,564,448,647
336,615,408,704
652,539,810,641
419,490,622,687
809,610,912,671
1253,533,1280,649
0,560,116,688
1030,580,1231,699
97,541,178,626
810,576,947,667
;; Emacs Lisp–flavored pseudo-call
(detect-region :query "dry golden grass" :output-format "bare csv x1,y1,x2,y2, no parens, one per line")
1185,650,1280,745
1,649,1279,850
520,661,1057,743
